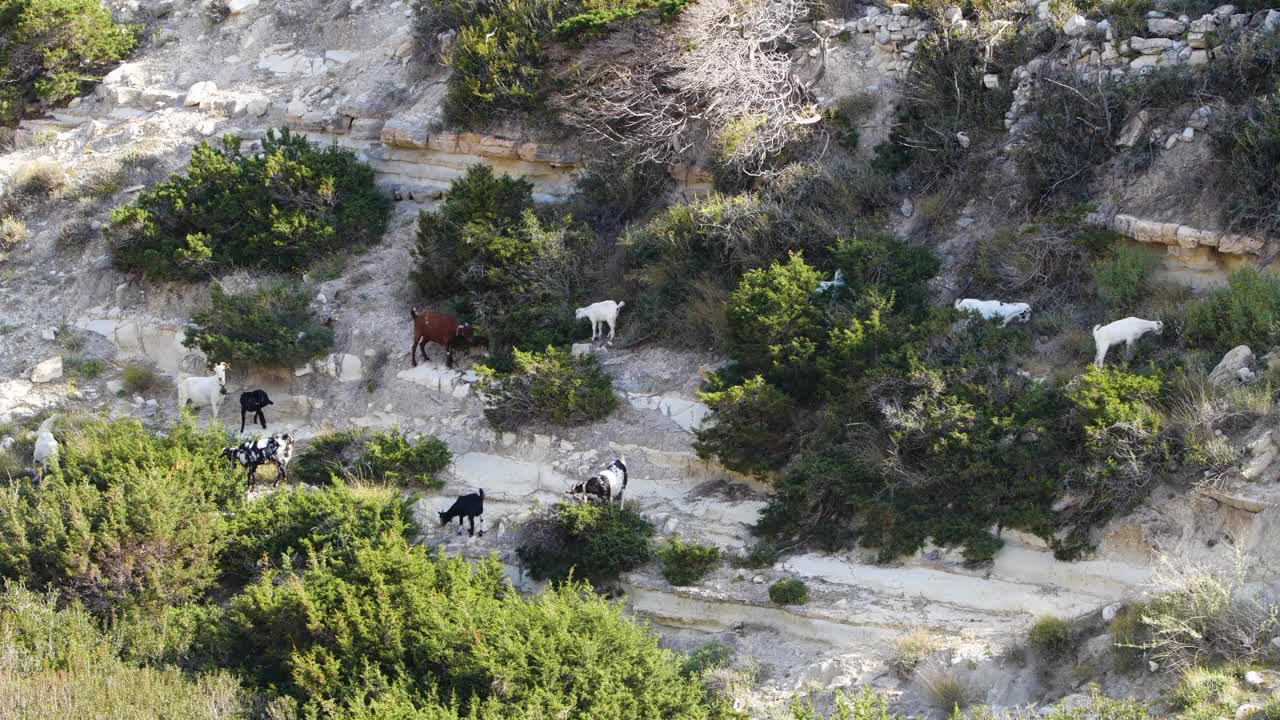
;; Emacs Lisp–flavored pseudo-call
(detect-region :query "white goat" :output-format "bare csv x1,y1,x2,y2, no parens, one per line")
816,270,846,294
576,300,625,342
32,416,58,473
178,361,229,418
954,298,1033,327
1093,317,1163,367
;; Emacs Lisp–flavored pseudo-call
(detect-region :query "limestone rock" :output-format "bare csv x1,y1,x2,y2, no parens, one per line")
900,197,914,218
184,81,217,107
1116,110,1149,147
40,328,56,341
1102,603,1121,622
571,343,595,357
1244,670,1264,688
228,0,258,13
1237,705,1261,720
983,73,1000,89
1147,17,1187,35
31,356,62,383
1242,431,1277,481
1064,14,1092,36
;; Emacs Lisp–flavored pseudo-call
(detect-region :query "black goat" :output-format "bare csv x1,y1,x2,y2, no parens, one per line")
239,390,273,433
439,489,485,537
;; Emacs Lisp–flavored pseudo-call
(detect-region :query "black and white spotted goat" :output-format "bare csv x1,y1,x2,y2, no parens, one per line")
439,489,485,537
221,434,294,488
567,456,628,505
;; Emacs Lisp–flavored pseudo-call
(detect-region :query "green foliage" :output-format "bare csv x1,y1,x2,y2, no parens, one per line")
726,252,824,390
120,363,157,394
1185,267,1280,353
1094,243,1158,308
0,586,248,719
0,416,238,616
516,501,655,584
1067,366,1163,434
290,427,452,487
229,533,720,718
110,130,390,280
622,164,890,347
788,687,901,720
61,354,105,380
768,578,808,605
220,484,415,583
432,0,689,126
0,0,139,125
682,641,735,675
694,375,801,477
182,283,334,368
1218,93,1280,241
564,156,672,237
0,214,24,252
657,536,721,587
412,164,590,350
475,345,618,429
1028,615,1076,660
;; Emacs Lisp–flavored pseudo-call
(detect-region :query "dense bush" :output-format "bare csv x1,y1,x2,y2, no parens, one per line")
1027,615,1076,660
412,164,590,351
622,164,889,346
768,578,808,605
0,416,237,616
220,484,416,582
1094,243,1158,308
694,375,802,477
1185,267,1280,353
0,587,248,719
0,0,139,125
291,427,452,487
229,533,722,718
516,501,655,584
657,536,721,586
475,345,618,429
111,130,390,279
182,283,334,368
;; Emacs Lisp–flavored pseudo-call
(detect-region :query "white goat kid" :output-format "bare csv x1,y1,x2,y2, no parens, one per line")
1093,317,1163,367
954,298,1033,327
576,300,625,342
178,362,229,419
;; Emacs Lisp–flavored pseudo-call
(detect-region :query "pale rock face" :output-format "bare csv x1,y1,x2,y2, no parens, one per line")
184,81,217,107
1147,17,1187,35
228,0,259,13
31,356,63,383
1209,346,1255,386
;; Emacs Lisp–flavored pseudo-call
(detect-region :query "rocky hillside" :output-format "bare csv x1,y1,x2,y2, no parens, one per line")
2,0,1280,718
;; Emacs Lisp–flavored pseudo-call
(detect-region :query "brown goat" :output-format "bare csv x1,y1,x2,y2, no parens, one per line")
410,309,483,368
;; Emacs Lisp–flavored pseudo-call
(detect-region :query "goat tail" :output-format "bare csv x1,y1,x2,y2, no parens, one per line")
1092,324,1102,335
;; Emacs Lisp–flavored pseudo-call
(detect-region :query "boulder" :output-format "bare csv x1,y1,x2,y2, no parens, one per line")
983,73,1000,88
184,81,217,107
228,0,258,12
1102,603,1121,622
31,356,62,383
1063,14,1095,36
1147,17,1187,35
1115,110,1149,147
1242,431,1277,481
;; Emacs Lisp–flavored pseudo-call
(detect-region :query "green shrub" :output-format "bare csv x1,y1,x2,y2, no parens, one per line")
658,536,721,587
726,252,824,386
0,0,139,125
475,345,617,429
220,485,415,583
0,586,248,719
412,165,590,351
694,375,801,478
110,130,390,280
57,218,95,248
61,354,105,380
120,363,157,393
1185,267,1280,353
891,628,944,676
1172,667,1240,711
290,428,451,487
183,283,334,368
516,501,655,584
228,533,720,718
789,687,903,720
768,578,808,605
682,641,735,675
0,416,237,616
1027,615,1075,660
1067,366,1163,434
918,666,972,713
1094,243,1158,308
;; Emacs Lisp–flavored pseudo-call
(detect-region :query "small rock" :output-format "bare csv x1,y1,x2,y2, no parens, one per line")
890,2,908,14
571,343,595,357
956,130,971,148
1165,133,1180,149
106,380,123,395
1182,127,1195,141
983,73,1000,89
1187,105,1213,129
1209,345,1255,386
40,328,57,341
900,197,914,218
942,6,962,23
1149,660,1160,672
184,81,217,106
31,356,63,383
1148,17,1187,35
1116,110,1149,147
145,399,158,407
1102,603,1121,622
1244,670,1264,688
752,575,766,584
1063,14,1094,36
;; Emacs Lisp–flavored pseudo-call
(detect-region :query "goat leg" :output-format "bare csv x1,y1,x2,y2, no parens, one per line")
257,410,267,430
468,515,475,537
240,409,247,434
478,517,485,537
